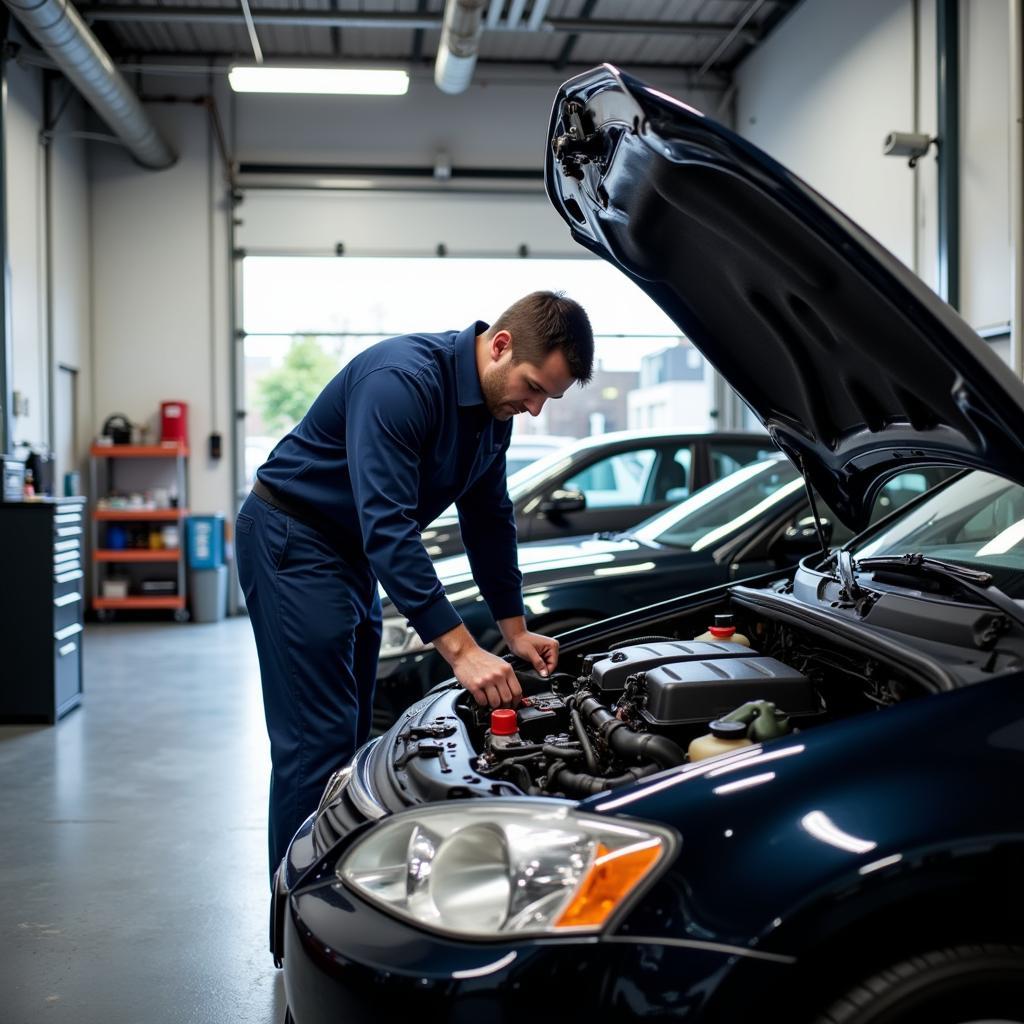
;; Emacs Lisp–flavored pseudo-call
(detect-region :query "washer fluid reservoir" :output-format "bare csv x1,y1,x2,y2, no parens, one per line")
694,613,750,647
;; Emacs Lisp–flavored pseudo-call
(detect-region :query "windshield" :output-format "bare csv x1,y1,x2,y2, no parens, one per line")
853,471,1024,595
633,457,802,551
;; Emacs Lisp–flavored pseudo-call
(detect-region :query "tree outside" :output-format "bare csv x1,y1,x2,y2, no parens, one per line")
255,335,340,434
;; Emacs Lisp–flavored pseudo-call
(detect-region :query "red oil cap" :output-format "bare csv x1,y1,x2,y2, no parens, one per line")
490,709,518,736
709,625,736,638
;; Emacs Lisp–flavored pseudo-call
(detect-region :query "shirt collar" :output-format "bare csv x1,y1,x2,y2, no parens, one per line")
455,320,489,408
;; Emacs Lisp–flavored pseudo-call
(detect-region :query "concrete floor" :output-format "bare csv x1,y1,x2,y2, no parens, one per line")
0,617,285,1024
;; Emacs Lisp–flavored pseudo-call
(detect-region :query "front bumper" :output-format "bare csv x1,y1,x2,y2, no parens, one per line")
281,875,790,1023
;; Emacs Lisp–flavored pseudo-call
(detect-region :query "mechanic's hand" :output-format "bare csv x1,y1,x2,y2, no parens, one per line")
450,645,523,709
504,630,559,678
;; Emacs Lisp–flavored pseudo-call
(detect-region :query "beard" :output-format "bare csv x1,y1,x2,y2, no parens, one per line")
480,359,517,420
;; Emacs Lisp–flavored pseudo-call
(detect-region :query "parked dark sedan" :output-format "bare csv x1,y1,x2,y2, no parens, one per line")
273,67,1024,1024
374,456,950,726
421,429,778,560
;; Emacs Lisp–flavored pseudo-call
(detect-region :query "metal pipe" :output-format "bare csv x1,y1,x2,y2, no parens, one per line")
237,0,264,64
936,0,959,309
434,0,486,94
1,0,174,168
1010,0,1024,380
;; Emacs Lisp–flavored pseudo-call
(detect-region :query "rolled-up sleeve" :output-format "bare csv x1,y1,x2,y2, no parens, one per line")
456,441,525,623
345,367,462,643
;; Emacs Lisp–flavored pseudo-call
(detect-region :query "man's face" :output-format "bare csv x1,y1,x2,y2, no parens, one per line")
480,331,576,422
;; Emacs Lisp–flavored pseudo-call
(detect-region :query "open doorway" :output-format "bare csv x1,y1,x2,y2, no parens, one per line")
239,255,727,488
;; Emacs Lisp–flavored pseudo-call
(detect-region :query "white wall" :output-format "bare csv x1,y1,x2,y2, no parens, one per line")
735,0,1012,338
4,53,92,480
90,85,231,516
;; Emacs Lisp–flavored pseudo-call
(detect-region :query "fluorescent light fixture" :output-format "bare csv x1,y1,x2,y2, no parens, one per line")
228,66,409,95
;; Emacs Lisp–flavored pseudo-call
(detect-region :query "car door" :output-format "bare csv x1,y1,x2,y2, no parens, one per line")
525,445,660,541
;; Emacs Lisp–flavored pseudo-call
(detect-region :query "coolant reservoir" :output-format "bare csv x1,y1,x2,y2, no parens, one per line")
688,720,753,762
694,613,750,647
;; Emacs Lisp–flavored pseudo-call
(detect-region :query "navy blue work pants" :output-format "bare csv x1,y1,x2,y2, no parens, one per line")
235,493,381,881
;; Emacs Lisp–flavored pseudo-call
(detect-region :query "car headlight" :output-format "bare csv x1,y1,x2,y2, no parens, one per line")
379,616,434,659
337,801,675,938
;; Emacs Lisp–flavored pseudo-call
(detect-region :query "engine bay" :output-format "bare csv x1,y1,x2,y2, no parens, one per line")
451,604,926,799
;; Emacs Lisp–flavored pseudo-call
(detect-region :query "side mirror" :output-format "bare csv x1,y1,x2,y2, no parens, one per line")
778,515,833,557
539,488,587,516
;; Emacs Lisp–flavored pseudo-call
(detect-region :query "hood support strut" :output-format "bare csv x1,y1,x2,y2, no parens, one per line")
799,456,831,559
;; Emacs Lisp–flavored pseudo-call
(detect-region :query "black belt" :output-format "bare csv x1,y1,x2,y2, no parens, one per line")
251,478,347,546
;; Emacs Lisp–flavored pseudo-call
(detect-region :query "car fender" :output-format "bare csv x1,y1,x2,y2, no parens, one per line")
585,673,1024,954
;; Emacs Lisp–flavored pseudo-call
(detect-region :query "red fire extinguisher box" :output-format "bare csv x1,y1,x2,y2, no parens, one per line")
160,401,189,445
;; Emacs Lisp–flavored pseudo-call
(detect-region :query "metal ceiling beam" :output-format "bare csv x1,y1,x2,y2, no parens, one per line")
81,7,760,41
697,0,768,78
11,41,732,86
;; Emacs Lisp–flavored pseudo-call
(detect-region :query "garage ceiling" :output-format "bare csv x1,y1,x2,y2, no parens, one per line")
78,0,797,79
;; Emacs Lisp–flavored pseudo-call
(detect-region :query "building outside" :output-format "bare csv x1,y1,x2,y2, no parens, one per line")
627,341,716,432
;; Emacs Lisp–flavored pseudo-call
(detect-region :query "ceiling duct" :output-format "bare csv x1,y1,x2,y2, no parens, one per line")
3,0,175,169
434,0,487,95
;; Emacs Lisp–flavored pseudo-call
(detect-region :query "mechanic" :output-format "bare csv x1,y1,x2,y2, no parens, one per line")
236,291,595,878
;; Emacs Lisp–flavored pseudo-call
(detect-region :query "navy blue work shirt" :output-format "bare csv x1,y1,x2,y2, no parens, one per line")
256,322,524,643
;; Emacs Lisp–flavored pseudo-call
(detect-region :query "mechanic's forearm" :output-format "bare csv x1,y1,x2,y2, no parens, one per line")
432,622,480,667
498,616,529,643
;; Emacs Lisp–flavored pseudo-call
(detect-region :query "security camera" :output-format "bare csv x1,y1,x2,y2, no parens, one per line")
882,131,935,167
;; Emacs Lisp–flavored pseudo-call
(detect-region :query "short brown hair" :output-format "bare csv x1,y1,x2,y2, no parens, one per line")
491,291,594,385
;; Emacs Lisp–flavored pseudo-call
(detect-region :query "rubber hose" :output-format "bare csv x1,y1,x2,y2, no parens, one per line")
578,696,686,769
550,763,660,798
571,707,599,773
543,743,585,760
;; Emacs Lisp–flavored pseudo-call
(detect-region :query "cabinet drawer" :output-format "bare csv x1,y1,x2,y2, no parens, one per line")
54,568,84,594
55,636,82,711
53,590,83,632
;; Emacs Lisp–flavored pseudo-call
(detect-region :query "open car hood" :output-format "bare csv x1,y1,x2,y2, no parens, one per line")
545,65,1024,529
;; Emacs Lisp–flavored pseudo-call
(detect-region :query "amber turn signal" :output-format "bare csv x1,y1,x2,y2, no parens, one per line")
555,838,663,929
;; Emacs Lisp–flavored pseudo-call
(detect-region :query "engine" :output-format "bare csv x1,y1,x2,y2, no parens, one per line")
463,632,825,799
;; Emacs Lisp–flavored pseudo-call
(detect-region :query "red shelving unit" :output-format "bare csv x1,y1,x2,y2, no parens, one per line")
89,443,190,621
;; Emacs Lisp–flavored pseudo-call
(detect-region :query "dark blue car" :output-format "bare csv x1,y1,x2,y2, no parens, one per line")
274,67,1024,1024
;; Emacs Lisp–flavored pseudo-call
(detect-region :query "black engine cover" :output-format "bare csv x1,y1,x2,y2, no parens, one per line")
640,655,817,726
590,640,756,694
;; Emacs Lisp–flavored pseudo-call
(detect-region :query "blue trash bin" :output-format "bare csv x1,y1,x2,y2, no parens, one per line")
187,514,225,569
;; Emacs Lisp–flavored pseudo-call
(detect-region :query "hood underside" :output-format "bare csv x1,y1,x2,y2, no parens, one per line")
545,65,1024,529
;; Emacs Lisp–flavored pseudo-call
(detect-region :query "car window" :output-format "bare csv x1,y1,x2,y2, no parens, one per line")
647,446,692,502
785,470,952,549
564,449,657,509
708,440,778,480
505,457,536,477
854,471,1024,595
634,457,801,551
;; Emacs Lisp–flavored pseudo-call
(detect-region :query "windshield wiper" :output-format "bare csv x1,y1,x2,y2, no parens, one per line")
857,552,992,587
855,552,1024,631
